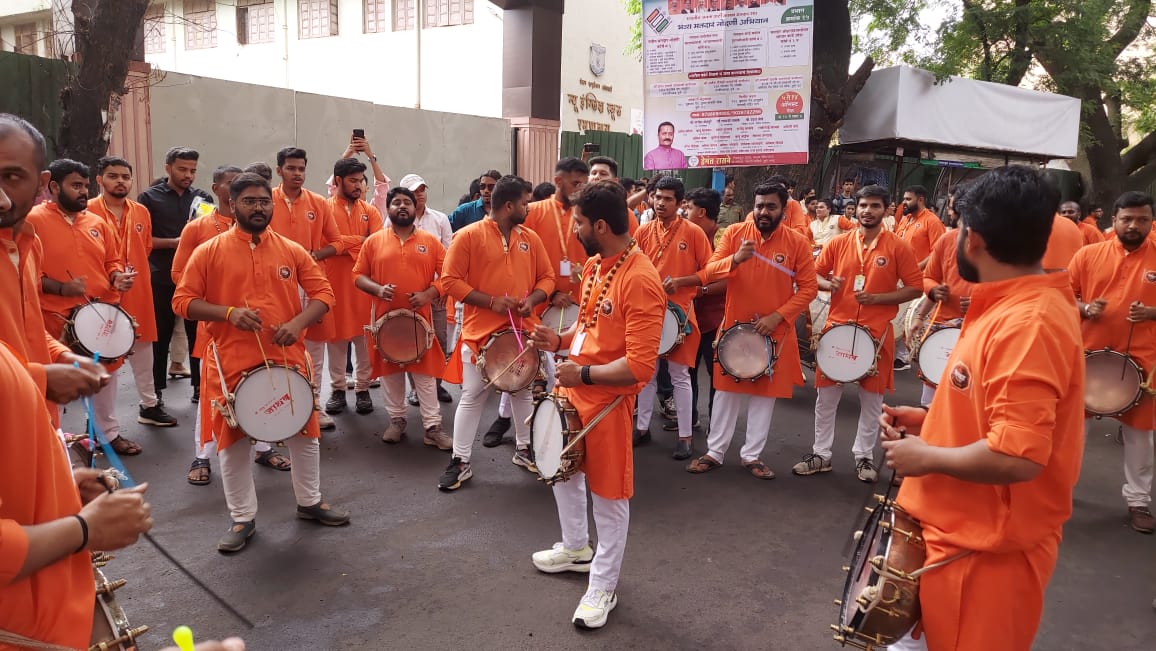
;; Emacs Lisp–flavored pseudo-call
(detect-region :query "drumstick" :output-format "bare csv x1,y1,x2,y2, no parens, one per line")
480,344,536,391
507,301,524,352
851,303,863,357
243,300,276,390
1122,317,1136,381
281,345,295,415
921,300,943,344
752,251,797,278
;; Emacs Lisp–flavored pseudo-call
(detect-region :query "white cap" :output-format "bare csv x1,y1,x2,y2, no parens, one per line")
399,173,427,191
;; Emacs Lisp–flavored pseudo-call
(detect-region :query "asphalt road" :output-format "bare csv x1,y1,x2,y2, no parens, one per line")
66,365,1156,650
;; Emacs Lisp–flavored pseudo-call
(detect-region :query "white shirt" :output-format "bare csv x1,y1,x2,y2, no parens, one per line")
415,206,452,250
810,214,846,247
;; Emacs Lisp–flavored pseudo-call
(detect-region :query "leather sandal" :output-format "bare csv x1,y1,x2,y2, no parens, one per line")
108,436,142,456
742,460,776,480
187,458,211,485
686,455,722,474
254,448,292,471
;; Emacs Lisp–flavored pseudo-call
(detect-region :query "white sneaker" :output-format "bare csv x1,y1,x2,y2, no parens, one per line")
531,542,593,574
317,411,335,430
572,588,617,629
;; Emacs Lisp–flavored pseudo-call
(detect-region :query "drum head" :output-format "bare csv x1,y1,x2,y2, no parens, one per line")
1085,350,1143,416
531,398,566,479
916,325,960,388
480,330,539,392
816,325,876,383
232,365,314,442
542,304,580,335
658,308,680,355
717,324,772,380
73,302,135,359
375,311,431,364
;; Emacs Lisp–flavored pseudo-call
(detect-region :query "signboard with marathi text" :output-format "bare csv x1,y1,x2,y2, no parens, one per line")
641,0,814,170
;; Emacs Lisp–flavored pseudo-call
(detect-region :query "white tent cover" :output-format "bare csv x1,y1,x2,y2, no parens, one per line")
839,66,1081,159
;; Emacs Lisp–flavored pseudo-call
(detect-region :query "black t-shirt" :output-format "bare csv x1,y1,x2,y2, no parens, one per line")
137,179,213,282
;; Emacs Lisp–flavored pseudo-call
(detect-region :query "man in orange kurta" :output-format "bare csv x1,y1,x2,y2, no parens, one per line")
437,175,555,491
271,146,345,430
1060,201,1104,246
632,176,713,460
1069,191,1156,534
678,182,818,478
318,158,383,417
87,156,179,432
796,185,922,482
526,180,664,630
884,165,1084,651
1042,209,1085,272
354,186,450,449
909,228,974,406
892,185,947,368
29,159,141,454
173,172,348,553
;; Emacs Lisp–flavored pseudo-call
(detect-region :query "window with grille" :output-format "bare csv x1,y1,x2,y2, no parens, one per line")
365,0,388,34
393,0,474,31
184,0,218,50
143,5,166,54
238,1,276,44
299,0,338,39
14,23,37,54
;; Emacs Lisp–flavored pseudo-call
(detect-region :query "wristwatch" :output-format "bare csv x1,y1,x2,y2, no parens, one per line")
581,365,594,385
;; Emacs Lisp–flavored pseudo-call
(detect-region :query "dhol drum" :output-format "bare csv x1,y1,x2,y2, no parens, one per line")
212,348,315,442
542,304,580,335
1084,348,1145,417
816,323,880,384
477,329,541,393
913,320,962,388
64,302,137,362
835,498,925,651
530,393,586,485
658,302,691,357
715,322,778,382
368,308,434,365
91,565,148,650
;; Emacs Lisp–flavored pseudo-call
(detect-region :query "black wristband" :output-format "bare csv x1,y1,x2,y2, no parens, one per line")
73,514,89,553
581,365,593,385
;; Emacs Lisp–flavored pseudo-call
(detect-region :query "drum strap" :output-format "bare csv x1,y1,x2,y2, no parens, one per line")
559,395,626,457
0,629,79,651
908,550,974,580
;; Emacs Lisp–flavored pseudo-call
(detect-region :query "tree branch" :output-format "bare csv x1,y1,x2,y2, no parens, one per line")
1128,157,1156,191
1122,129,1156,174
1107,0,1153,59
1004,0,1033,86
962,0,995,81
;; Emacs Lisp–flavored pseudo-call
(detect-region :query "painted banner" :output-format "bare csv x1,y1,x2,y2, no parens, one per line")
641,0,814,170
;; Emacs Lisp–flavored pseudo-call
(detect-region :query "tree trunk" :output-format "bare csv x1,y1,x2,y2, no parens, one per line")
733,1,873,207
58,0,150,167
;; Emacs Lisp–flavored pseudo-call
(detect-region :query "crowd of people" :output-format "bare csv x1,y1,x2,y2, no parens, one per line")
2,107,1154,648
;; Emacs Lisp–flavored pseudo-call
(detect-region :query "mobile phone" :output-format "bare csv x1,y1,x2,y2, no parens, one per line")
581,143,600,162
352,129,365,139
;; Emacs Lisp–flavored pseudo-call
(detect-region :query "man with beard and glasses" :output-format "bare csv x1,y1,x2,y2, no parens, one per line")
448,169,501,232
319,158,384,418
354,187,451,449
174,173,349,553
30,159,141,455
87,156,178,433
138,147,213,407
484,158,587,447
173,165,288,485
1069,191,1156,534
270,146,344,430
438,175,554,491
1060,200,1104,247
633,176,712,460
671,182,818,479
891,185,946,371
793,185,923,483
881,166,1084,651
527,180,664,630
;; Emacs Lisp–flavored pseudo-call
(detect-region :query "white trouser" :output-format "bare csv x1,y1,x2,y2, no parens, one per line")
170,318,189,366
1108,421,1154,507
384,373,440,428
636,359,693,437
218,434,321,522
886,628,927,651
127,340,159,407
452,346,533,461
813,384,885,461
920,384,936,408
705,391,777,463
91,376,121,442
551,471,630,593
306,339,325,398
327,337,371,391
194,402,270,459
450,303,464,352
497,355,558,418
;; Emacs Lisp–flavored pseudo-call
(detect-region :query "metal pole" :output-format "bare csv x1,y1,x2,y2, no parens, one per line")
415,0,423,109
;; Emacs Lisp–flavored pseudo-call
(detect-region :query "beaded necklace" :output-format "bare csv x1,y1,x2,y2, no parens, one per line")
650,217,682,262
578,239,636,328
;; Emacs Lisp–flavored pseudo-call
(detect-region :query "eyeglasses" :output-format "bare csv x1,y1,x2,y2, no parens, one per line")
237,198,273,208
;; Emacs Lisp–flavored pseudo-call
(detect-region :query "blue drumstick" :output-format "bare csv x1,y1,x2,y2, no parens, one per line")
752,251,796,278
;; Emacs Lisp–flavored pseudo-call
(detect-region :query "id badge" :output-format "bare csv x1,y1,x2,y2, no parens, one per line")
570,329,587,356
853,274,866,292
560,259,572,277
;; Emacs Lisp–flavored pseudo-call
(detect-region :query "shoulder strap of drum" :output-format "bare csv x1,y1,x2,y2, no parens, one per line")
559,395,625,457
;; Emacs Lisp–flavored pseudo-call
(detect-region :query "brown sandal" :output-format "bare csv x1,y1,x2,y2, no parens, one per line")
743,460,776,480
108,436,142,456
254,448,292,471
187,458,211,485
686,455,722,474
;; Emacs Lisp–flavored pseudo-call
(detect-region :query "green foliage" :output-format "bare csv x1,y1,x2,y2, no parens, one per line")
622,0,642,58
849,0,934,66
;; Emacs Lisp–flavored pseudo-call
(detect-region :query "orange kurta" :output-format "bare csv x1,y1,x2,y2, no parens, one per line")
87,196,157,342
635,217,712,367
921,229,974,323
894,207,946,262
353,227,447,378
441,219,555,355
0,222,71,393
1042,213,1084,271
27,202,123,340
171,210,235,359
698,221,818,397
1069,238,1156,429
897,273,1084,651
0,341,94,650
173,228,335,450
560,247,665,499
746,199,813,242
271,186,343,341
524,198,587,300
1077,220,1104,246
815,229,922,393
320,196,383,340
